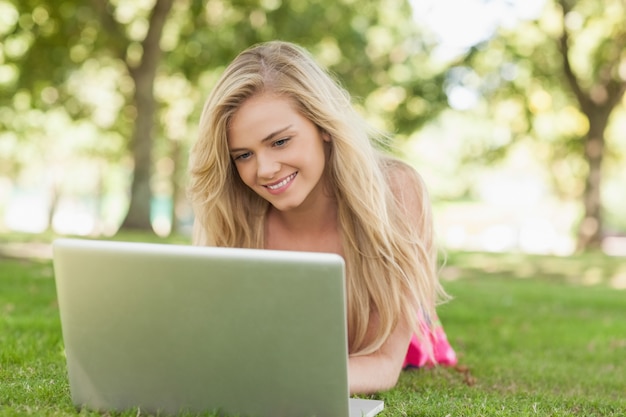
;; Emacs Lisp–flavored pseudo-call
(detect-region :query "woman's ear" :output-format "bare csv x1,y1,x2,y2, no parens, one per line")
317,125,331,143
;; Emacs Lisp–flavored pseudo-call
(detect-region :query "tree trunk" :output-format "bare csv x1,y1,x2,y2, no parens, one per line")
120,69,157,230
169,139,184,235
556,1,626,252
576,118,605,251
46,182,59,233
119,0,174,231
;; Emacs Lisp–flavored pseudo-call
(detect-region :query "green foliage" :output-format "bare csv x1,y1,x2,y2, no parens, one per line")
440,0,626,248
1,0,448,137
1,248,625,416
454,0,626,170
161,0,447,133
0,0,451,232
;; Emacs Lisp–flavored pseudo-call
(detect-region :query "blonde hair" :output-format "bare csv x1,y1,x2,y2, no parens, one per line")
188,41,447,357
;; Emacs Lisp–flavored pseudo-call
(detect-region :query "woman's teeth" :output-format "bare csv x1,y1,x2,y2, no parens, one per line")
267,173,296,190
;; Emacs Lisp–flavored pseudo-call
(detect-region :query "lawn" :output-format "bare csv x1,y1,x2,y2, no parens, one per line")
1,237,625,416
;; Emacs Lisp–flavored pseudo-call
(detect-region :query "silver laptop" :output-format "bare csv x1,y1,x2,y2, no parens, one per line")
52,238,384,417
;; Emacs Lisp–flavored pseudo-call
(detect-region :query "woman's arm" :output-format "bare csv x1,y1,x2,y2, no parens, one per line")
348,159,434,394
348,315,413,394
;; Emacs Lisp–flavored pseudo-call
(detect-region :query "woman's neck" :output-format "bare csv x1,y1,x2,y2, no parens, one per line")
270,198,336,231
264,196,342,254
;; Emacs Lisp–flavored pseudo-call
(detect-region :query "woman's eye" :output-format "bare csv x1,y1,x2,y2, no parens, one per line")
273,137,290,147
234,152,252,161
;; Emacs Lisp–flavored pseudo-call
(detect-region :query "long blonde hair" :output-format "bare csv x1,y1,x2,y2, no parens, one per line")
188,41,447,356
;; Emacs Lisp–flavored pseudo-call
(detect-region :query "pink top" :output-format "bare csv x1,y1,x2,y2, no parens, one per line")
403,316,458,368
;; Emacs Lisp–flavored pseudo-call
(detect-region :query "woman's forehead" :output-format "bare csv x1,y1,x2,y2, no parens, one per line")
228,94,304,145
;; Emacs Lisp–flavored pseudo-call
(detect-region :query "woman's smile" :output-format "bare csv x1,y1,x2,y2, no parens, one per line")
265,172,297,193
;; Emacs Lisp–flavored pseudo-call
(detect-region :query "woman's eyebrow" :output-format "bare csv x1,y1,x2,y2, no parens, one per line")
260,125,292,143
229,125,293,153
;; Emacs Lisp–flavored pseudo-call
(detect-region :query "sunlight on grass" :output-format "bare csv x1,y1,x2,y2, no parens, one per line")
609,268,626,290
441,250,625,290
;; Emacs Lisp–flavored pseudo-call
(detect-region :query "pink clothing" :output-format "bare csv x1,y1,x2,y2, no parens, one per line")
403,317,457,368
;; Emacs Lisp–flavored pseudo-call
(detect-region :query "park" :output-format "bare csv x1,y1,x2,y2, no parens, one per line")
1,0,625,415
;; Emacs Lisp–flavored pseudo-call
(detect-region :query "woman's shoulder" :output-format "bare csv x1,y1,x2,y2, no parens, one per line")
377,155,433,235
378,155,426,196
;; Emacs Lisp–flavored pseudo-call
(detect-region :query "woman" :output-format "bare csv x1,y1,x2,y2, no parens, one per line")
188,40,456,394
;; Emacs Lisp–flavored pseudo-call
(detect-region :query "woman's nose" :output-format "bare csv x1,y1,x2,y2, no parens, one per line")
256,154,280,179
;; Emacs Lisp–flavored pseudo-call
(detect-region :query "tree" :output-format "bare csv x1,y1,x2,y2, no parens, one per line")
555,0,626,250
455,0,626,251
1,0,450,234
92,0,175,230
1,0,176,232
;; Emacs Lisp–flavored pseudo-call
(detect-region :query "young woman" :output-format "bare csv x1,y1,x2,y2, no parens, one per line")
188,41,456,394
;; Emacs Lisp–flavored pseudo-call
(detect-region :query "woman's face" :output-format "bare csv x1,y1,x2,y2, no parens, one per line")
227,93,330,213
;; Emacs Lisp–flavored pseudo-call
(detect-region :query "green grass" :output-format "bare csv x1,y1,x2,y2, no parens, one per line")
383,277,626,416
1,237,625,416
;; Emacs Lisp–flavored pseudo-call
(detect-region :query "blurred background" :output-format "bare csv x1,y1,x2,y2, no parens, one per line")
1,0,625,257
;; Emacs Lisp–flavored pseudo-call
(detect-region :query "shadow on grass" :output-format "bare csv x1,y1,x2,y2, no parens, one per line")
441,250,626,290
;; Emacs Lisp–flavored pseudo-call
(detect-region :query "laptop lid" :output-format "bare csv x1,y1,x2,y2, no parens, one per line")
52,238,382,417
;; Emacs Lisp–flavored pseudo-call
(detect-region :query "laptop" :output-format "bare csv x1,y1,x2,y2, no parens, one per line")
52,238,384,417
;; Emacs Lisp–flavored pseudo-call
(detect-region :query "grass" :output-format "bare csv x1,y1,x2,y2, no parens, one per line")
1,234,625,416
